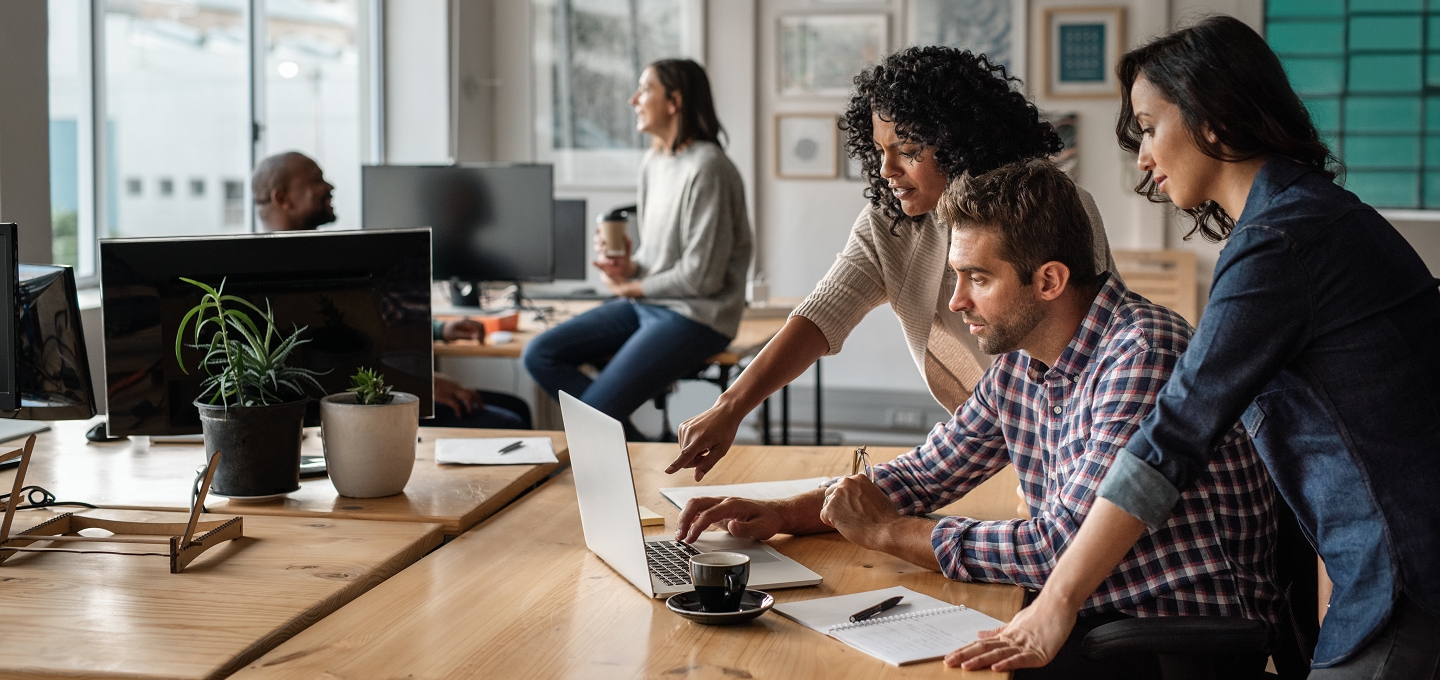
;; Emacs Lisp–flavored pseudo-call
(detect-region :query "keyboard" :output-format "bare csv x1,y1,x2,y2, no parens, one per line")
645,540,701,586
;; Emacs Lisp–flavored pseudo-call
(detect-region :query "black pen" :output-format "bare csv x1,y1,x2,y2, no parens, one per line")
849,595,903,622
497,440,526,454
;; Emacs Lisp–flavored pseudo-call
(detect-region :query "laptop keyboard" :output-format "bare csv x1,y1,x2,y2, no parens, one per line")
645,540,701,586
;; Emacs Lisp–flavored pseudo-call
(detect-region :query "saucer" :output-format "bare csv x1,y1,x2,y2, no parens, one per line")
666,590,774,625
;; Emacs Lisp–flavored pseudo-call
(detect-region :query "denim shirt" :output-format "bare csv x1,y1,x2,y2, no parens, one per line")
1096,158,1440,667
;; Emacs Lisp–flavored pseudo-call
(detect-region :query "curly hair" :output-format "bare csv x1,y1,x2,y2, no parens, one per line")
840,46,1061,233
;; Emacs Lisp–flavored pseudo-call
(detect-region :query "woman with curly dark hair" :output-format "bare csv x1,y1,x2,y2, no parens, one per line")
666,46,1116,479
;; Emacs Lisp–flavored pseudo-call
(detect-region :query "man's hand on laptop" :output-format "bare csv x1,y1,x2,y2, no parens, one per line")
675,496,786,544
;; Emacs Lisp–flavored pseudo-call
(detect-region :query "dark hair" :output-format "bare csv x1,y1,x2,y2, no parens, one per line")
648,59,725,152
936,159,1099,289
841,46,1061,233
1116,15,1341,242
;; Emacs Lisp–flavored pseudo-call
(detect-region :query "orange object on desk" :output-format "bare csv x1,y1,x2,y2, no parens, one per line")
478,312,519,334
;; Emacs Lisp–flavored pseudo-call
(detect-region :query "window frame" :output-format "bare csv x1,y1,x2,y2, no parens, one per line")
57,0,384,286
1267,0,1440,214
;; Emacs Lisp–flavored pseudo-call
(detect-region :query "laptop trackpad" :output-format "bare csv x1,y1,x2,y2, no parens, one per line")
690,532,781,564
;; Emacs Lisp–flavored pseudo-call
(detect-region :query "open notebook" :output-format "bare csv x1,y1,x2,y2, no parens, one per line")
773,586,1004,666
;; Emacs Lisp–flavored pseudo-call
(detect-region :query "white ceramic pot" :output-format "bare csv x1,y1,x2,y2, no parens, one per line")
319,391,419,498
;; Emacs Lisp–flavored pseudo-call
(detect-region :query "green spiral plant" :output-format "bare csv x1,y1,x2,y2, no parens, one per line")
174,277,326,408
347,367,395,405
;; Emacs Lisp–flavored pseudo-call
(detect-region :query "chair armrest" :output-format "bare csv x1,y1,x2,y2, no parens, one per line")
1081,617,1268,659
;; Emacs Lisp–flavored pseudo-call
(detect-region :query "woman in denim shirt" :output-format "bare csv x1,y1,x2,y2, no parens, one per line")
950,16,1440,678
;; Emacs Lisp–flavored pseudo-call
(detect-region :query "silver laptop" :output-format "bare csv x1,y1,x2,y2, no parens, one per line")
559,391,823,598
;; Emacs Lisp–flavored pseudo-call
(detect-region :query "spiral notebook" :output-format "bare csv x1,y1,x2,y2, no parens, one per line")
773,586,1004,666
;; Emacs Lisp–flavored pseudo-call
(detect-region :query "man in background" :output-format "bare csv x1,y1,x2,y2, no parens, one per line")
252,151,530,429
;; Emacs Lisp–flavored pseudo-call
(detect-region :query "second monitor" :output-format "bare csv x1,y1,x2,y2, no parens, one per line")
361,164,555,283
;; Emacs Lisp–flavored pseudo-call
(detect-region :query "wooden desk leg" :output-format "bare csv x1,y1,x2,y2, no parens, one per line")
781,385,790,446
814,359,823,446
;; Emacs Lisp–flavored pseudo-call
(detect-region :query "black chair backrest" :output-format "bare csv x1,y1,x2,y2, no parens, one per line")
1270,493,1319,678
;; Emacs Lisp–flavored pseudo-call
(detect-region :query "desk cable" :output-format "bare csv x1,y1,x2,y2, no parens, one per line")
0,485,98,511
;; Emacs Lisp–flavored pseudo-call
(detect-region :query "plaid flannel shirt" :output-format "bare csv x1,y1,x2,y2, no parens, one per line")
868,275,1280,625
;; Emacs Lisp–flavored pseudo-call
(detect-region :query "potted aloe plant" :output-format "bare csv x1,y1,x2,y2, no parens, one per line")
176,278,324,499
319,368,419,498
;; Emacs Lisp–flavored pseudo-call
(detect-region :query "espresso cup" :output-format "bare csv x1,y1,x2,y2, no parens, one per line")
599,218,628,257
690,551,750,613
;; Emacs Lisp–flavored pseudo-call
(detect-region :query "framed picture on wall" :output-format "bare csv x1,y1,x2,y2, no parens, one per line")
779,14,888,96
776,114,840,179
1042,6,1125,98
905,0,1026,80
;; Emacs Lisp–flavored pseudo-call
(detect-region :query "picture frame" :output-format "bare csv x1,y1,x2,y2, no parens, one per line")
776,114,840,179
1042,6,1125,98
905,0,1027,82
779,14,889,97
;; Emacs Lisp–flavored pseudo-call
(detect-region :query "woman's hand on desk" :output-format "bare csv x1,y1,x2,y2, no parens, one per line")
434,375,484,415
440,319,485,342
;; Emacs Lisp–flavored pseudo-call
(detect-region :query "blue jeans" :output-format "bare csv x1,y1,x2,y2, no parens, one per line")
523,300,731,440
422,390,531,430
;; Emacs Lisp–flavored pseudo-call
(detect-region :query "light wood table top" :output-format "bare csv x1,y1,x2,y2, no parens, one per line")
0,421,568,537
434,299,790,364
235,444,1025,679
0,508,441,680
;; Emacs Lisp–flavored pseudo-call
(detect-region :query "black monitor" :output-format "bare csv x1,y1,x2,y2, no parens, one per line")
0,224,16,412
553,199,587,280
361,164,554,283
0,260,99,449
99,229,434,437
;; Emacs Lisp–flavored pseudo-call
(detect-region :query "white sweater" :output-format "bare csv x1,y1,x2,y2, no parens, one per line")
791,188,1115,413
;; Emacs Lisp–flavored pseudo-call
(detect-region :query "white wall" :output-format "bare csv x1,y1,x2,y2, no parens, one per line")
0,0,55,263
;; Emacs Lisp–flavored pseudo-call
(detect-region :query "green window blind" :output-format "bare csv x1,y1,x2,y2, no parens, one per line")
1268,0,1440,208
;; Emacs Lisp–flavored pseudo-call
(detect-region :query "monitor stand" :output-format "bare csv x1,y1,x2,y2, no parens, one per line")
0,419,49,445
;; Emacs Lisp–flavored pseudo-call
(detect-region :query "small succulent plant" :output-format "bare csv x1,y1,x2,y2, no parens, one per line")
347,367,394,405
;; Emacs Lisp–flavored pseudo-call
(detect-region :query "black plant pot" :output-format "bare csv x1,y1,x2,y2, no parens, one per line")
195,399,308,498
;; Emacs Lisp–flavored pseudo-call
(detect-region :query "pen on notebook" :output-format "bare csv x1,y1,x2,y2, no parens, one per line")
848,595,903,622
497,440,526,455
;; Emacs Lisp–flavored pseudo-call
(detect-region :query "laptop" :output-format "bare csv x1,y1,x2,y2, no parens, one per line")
559,391,823,598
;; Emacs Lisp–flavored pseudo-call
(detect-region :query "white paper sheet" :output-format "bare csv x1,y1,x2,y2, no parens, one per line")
774,586,1003,666
434,437,558,465
658,477,830,509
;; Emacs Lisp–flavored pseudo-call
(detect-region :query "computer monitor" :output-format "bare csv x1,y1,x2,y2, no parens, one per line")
0,261,99,449
554,199,587,280
0,224,16,412
361,164,554,283
99,229,434,437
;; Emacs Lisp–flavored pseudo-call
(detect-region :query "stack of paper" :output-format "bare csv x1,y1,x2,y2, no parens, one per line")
434,437,558,465
658,477,830,509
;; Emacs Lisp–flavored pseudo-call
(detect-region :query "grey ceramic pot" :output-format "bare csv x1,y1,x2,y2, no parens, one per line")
318,392,419,498
195,399,307,498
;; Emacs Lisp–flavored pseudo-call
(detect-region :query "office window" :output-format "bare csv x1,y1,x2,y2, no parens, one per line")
46,0,377,280
1268,0,1437,209
532,0,704,187
48,0,94,273
262,0,363,229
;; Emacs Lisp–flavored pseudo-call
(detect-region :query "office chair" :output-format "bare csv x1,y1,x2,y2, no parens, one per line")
1080,496,1319,679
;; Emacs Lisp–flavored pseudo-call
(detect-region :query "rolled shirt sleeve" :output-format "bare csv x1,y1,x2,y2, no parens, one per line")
1100,226,1312,527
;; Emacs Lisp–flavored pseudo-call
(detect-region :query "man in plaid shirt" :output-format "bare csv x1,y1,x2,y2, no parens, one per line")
676,160,1278,678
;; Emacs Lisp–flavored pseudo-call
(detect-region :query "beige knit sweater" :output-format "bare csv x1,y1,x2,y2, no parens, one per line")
792,188,1115,413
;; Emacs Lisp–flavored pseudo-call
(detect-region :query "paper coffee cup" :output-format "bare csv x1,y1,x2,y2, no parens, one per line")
600,218,628,257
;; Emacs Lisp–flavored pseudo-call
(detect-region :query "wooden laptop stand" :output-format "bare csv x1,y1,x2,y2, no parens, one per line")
0,435,243,573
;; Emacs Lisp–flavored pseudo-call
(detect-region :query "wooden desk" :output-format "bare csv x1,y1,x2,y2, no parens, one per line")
0,420,568,537
0,508,440,679
235,444,1025,679
434,300,789,363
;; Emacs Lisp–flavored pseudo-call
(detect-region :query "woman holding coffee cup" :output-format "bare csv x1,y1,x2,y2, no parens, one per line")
523,59,752,441
668,46,1118,479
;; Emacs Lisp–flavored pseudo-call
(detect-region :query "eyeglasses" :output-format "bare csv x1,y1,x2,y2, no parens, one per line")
851,445,872,479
